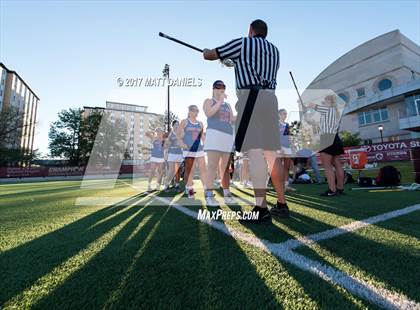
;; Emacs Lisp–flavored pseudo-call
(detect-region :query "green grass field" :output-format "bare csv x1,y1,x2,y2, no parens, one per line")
0,172,419,309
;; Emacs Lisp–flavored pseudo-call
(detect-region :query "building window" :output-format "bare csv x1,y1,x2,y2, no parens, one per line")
378,79,392,91
356,87,365,98
338,93,349,103
358,113,365,125
405,94,420,116
358,107,389,126
364,139,373,145
380,108,388,120
373,109,381,122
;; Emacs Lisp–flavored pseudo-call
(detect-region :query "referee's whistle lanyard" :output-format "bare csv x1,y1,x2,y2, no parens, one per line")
234,87,260,151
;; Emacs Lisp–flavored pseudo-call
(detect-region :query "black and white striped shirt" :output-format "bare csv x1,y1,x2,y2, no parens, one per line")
314,105,340,134
216,36,280,89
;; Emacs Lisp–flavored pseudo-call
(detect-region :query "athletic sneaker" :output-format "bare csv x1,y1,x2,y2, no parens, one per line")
205,196,219,207
244,181,253,189
270,202,290,218
174,184,181,192
337,188,345,195
213,180,221,189
224,194,236,205
240,206,271,224
320,189,337,197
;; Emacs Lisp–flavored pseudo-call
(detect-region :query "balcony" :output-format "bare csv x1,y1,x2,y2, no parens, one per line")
344,79,420,114
399,115,420,131
398,105,420,131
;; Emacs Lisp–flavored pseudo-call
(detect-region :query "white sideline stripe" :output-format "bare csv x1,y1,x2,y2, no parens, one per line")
154,196,420,310
280,204,420,250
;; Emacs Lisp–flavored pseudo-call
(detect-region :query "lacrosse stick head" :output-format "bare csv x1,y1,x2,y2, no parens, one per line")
221,59,234,68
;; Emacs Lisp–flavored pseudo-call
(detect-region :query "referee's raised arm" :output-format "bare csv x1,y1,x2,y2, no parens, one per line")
203,48,218,60
203,38,243,60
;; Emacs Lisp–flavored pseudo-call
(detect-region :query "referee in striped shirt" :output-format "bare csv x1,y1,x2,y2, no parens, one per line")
308,94,345,196
203,19,289,223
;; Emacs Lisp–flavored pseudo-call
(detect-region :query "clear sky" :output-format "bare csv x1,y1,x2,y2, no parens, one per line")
1,0,419,155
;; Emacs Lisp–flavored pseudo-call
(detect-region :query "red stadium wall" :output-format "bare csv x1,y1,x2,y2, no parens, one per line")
0,165,151,178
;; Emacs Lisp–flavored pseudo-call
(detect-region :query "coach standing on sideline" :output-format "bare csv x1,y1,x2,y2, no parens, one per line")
203,19,289,223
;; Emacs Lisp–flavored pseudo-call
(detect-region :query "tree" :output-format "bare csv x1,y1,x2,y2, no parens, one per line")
49,108,128,166
340,130,362,147
85,111,128,167
0,105,30,147
0,147,40,167
149,110,179,134
48,108,83,165
79,110,103,163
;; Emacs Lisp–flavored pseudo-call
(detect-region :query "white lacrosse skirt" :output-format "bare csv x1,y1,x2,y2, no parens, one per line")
167,153,184,163
204,128,234,153
183,150,205,158
150,157,165,163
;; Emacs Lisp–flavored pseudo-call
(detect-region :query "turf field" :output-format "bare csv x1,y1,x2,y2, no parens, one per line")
0,177,419,309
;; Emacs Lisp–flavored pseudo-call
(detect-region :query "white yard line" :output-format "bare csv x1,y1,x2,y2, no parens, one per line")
216,193,420,252
279,204,420,250
154,196,420,310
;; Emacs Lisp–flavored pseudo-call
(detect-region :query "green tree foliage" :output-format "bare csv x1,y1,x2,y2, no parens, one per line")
48,108,83,165
0,147,40,166
88,112,127,166
340,130,362,147
149,110,179,134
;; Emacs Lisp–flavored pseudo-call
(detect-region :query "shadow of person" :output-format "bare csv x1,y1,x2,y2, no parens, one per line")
102,195,282,309
0,192,156,305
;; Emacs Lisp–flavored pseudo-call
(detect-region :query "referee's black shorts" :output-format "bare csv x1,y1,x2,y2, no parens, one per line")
320,133,344,156
234,88,281,152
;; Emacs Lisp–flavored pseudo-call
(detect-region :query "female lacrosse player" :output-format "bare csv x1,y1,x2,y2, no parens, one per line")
146,128,165,192
163,120,183,192
203,80,236,206
178,105,207,199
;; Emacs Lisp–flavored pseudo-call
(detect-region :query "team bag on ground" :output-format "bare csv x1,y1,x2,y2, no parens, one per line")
376,166,401,187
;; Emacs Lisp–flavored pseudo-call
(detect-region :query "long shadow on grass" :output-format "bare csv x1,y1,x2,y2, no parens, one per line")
375,211,420,241
0,192,156,305
31,198,171,309
26,193,281,308
295,221,420,302
232,203,378,308
229,190,338,243
283,190,420,221
105,195,282,309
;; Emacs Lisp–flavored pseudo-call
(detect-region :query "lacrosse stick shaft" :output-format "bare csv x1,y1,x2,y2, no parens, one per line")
159,32,203,53
289,71,305,106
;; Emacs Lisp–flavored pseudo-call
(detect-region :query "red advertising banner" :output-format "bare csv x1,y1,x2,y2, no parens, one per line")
48,166,86,176
0,167,48,178
344,138,420,162
0,165,150,178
